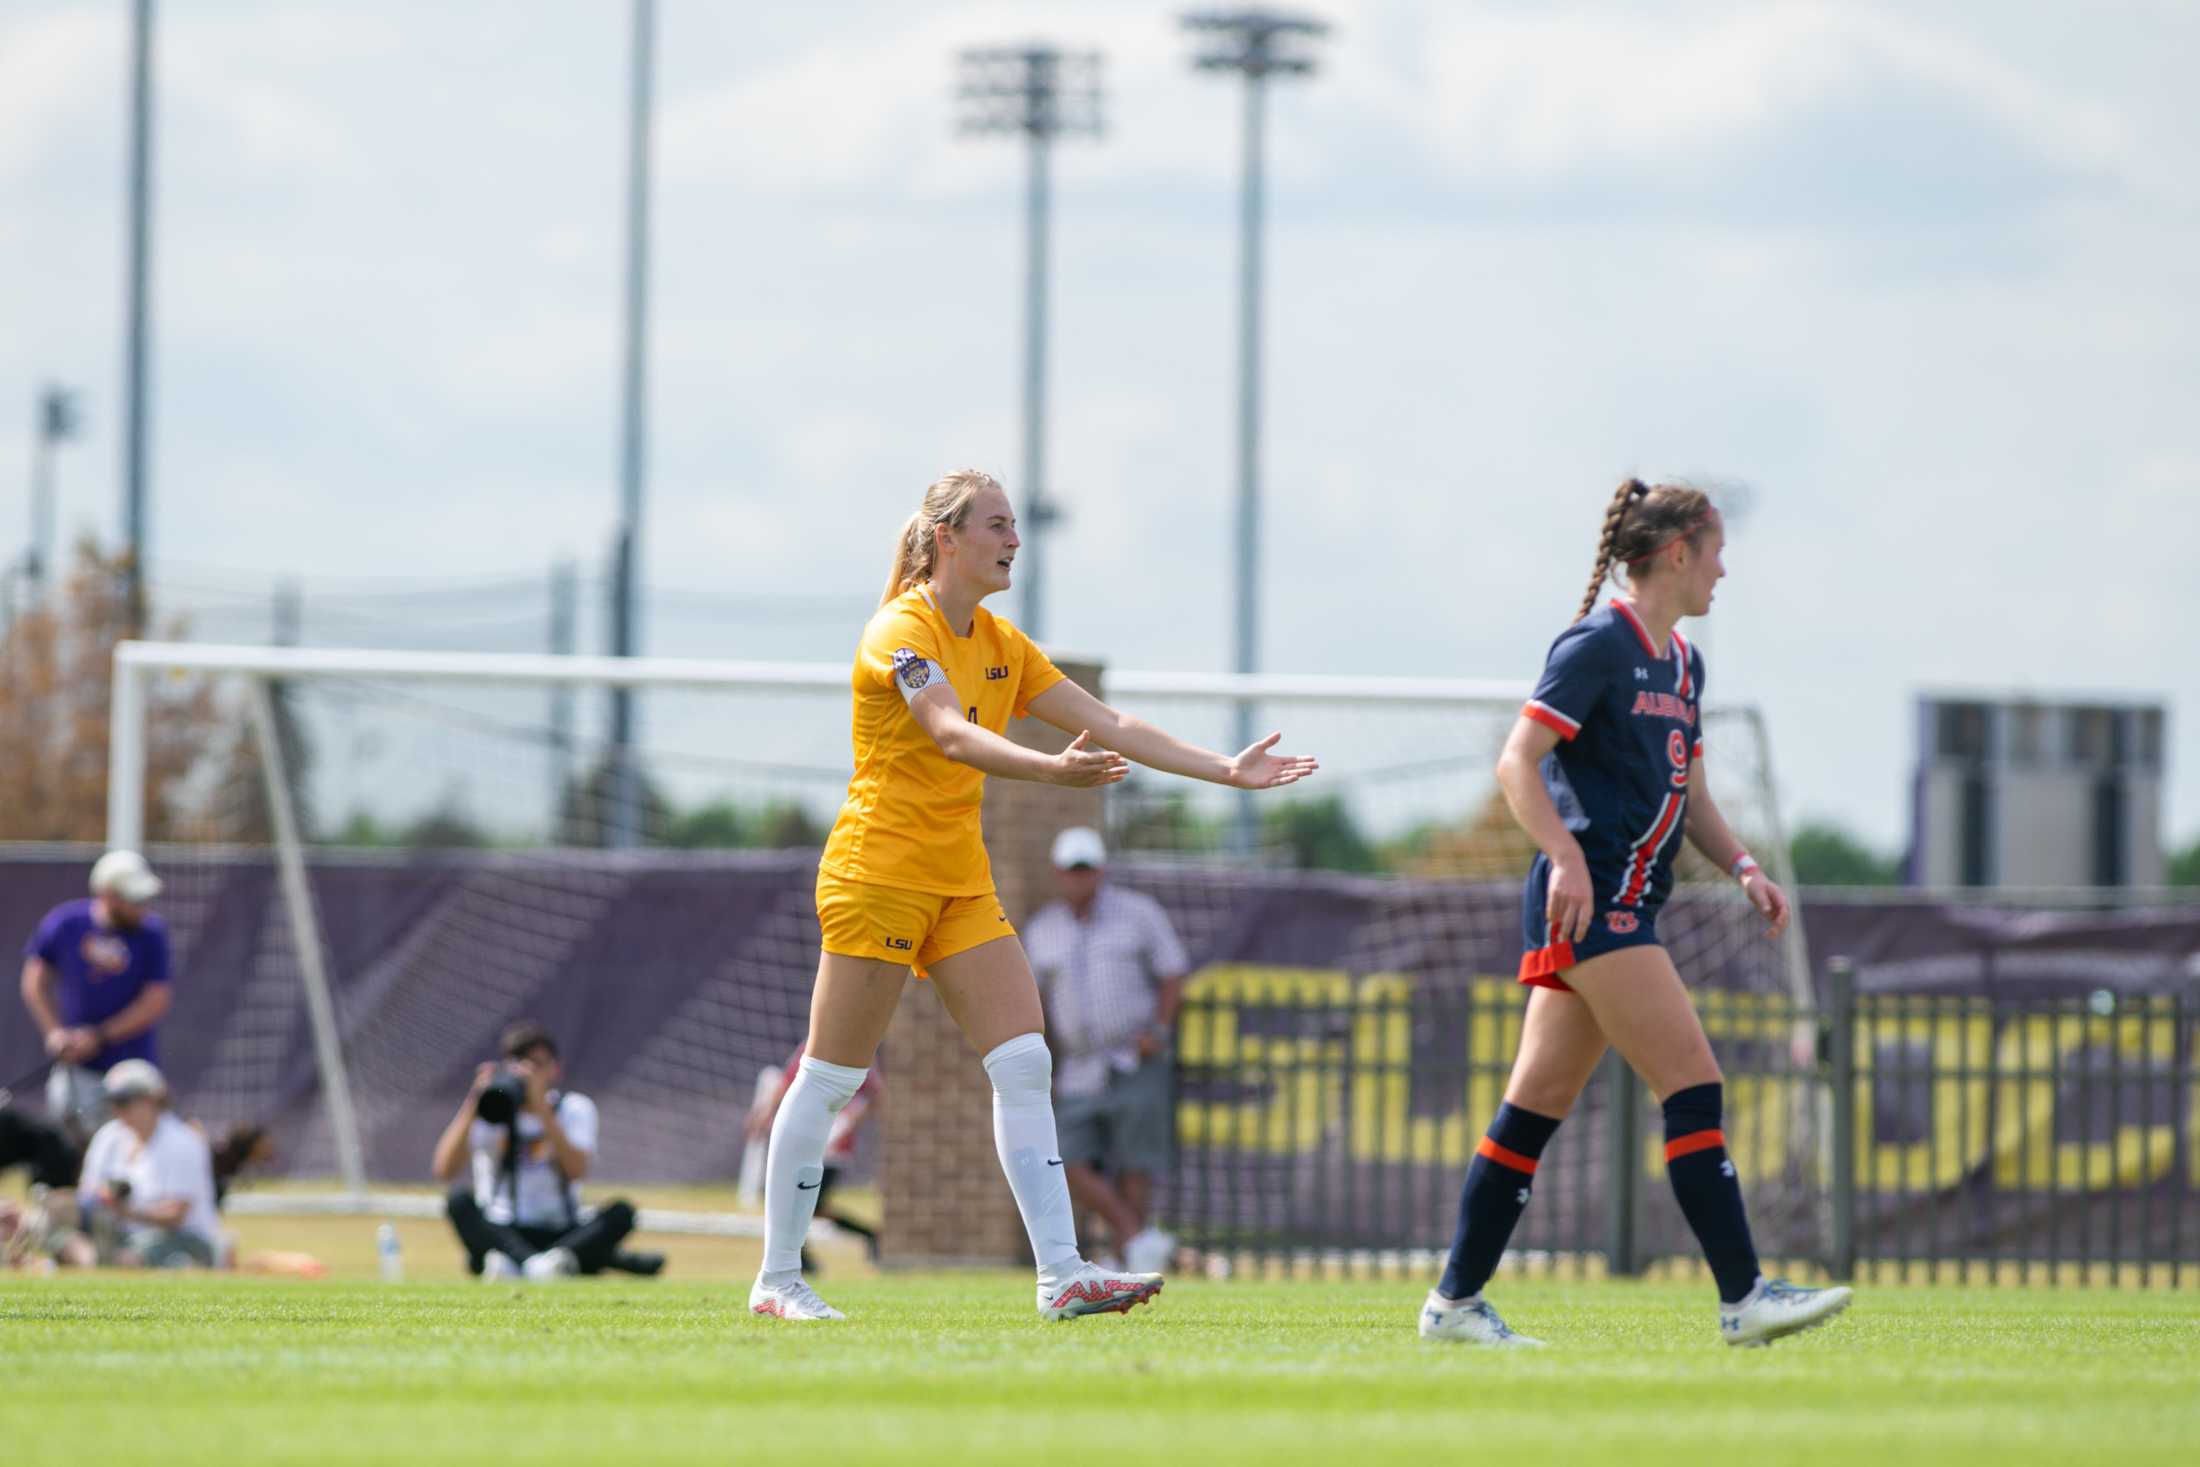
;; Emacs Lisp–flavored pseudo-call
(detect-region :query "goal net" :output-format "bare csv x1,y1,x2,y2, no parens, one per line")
113,641,1821,1264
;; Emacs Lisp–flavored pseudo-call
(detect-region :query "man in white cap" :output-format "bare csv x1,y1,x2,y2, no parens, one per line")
77,1058,221,1268
18,850,173,1141
1022,827,1190,1275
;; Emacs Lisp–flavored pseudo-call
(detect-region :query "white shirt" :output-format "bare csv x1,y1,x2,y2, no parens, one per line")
469,1092,598,1228
84,1113,221,1246
1025,884,1191,1098
77,1118,129,1215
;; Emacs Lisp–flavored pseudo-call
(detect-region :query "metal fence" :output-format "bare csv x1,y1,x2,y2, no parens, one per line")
1164,964,2198,1286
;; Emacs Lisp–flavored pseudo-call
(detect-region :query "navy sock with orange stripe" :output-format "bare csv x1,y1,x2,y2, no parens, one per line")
1661,1082,1760,1304
1436,1103,1561,1301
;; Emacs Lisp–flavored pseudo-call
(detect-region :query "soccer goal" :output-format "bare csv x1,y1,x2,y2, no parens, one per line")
107,640,1816,1256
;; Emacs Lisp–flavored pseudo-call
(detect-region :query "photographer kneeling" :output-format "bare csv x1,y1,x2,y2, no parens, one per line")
431,1022,650,1281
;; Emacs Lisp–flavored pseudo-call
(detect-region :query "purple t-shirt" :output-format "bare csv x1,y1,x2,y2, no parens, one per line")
23,898,171,1071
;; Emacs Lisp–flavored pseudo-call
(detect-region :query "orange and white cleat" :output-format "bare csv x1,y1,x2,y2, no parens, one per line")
1037,1261,1164,1321
749,1275,845,1321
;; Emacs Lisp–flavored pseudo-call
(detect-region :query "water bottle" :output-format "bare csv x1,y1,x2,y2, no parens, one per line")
375,1222,404,1282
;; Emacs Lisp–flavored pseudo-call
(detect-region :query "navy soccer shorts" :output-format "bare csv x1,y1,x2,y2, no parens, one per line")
1517,851,1665,991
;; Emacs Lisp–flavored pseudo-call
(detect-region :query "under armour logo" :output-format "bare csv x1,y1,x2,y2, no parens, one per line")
1633,666,1650,681
1720,1160,1736,1179
1516,1187,1531,1206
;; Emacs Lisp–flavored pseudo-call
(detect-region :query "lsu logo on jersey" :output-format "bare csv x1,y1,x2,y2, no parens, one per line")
1605,910,1640,935
984,665,1010,680
891,647,931,691
882,935,914,952
79,933,134,977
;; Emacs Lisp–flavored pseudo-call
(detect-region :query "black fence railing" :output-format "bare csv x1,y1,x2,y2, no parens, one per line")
1163,965,2197,1285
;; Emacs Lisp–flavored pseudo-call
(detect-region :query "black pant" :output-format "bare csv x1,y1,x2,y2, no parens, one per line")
445,1186,636,1275
0,1104,82,1190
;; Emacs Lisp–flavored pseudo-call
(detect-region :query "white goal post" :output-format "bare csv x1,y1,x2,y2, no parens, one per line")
105,639,1813,1217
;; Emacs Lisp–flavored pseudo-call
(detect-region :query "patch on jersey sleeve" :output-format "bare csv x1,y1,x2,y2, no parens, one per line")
891,647,947,705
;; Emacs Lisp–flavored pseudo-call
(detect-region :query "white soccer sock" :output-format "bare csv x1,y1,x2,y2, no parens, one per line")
759,1054,867,1284
982,1032,1082,1282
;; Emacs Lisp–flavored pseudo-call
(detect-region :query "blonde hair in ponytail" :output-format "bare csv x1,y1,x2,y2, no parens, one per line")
879,469,1001,607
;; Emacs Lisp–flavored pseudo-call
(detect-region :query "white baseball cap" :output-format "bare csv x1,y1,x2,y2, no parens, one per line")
89,849,162,904
1050,826,1107,871
102,1058,169,1103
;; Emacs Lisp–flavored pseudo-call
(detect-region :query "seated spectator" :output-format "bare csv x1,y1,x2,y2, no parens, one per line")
431,1021,653,1281
1,1100,93,1271
0,1098,82,1192
76,1059,222,1268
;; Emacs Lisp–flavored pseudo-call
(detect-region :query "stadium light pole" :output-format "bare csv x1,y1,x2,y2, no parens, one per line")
121,0,156,636
27,385,82,604
607,0,656,850
953,46,1103,642
1183,8,1327,856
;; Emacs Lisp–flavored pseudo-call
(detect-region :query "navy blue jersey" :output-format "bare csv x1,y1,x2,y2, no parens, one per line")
1521,600,1704,912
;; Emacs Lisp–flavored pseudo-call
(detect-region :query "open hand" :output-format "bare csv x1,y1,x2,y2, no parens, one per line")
1227,733,1319,791
1052,731,1130,788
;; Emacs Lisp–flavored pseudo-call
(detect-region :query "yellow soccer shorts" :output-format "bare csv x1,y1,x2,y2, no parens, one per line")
815,871,1015,976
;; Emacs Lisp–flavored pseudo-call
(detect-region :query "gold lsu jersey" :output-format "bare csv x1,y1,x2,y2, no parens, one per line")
818,585,1066,896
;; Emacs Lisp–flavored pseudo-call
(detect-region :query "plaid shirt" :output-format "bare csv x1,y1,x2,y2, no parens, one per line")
1025,884,1190,1097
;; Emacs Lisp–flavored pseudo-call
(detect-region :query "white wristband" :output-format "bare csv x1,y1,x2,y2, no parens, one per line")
1730,852,1760,882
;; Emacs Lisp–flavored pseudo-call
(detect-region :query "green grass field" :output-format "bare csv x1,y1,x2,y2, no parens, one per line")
5,1272,2196,1467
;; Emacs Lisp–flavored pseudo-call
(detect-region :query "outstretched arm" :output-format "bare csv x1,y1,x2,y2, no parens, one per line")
907,684,1128,788
1683,764,1790,938
1025,680,1317,790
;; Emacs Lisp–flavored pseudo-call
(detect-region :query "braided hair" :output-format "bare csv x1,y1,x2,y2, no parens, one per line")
1574,478,1717,621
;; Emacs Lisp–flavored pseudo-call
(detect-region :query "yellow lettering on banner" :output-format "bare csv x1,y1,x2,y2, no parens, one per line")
1175,964,1348,1157
1347,972,1481,1166
1991,1010,2175,1190
1465,975,1525,1133
1641,991,1800,1180
1849,1008,1992,1195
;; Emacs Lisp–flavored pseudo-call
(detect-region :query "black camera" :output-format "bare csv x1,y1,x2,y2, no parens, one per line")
474,1068,529,1127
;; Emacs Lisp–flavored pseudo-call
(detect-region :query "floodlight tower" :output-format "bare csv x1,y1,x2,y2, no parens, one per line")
607,0,656,849
28,386,82,602
953,46,1103,641
1183,9,1328,855
120,0,156,635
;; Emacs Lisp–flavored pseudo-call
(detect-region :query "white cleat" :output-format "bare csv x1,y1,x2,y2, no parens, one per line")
481,1250,522,1283
1721,1278,1852,1347
522,1246,579,1281
749,1275,845,1321
1038,1261,1164,1321
1418,1289,1544,1347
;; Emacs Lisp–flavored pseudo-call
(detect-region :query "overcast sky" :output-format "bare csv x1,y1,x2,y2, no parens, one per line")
4,0,2196,851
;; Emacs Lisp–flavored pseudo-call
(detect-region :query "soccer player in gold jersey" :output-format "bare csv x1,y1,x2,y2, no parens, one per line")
751,469,1317,1322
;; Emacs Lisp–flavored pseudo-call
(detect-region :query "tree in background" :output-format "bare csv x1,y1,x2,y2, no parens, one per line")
2170,836,2200,888
1787,819,1902,886
0,539,223,841
1261,794,1379,873
556,751,672,846
664,798,824,850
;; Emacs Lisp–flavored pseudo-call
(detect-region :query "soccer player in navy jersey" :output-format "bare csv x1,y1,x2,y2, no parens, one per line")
1420,479,1852,1349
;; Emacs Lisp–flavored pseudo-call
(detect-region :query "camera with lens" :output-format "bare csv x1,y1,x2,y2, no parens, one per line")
473,1067,529,1127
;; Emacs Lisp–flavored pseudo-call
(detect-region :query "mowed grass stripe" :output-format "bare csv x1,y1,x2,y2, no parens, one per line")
4,1276,2195,1467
